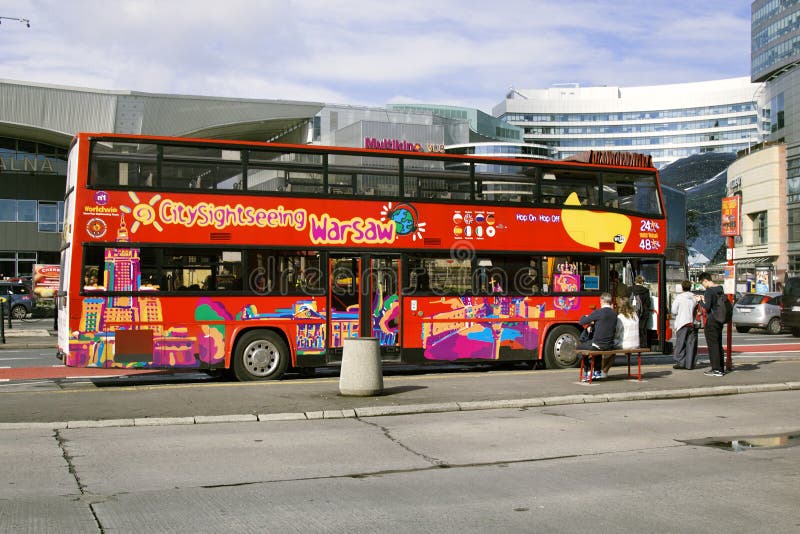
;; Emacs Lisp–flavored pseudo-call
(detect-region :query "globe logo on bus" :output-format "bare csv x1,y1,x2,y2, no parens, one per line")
380,202,426,241
391,207,415,235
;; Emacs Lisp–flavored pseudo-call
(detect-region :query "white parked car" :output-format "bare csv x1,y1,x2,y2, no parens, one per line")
732,292,783,334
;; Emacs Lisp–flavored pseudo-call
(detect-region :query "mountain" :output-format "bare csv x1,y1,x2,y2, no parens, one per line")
659,152,737,261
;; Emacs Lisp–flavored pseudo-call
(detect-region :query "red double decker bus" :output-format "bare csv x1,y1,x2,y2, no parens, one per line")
57,133,668,380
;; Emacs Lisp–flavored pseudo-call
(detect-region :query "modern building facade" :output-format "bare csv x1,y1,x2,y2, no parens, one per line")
752,0,800,275
0,78,324,278
727,142,788,288
493,77,769,169
386,104,524,143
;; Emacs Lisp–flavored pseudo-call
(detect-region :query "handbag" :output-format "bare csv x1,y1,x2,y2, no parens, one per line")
692,306,703,330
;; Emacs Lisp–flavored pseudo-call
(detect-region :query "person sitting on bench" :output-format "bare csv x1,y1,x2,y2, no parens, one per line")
577,292,618,381
603,296,640,377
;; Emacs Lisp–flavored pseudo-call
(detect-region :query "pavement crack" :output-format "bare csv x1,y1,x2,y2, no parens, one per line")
358,418,448,467
55,429,105,532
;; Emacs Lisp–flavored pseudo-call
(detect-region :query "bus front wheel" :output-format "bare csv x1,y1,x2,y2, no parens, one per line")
543,325,580,369
233,330,290,381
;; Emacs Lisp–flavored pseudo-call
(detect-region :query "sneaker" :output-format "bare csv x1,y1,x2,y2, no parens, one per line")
599,371,608,379
703,369,724,377
581,373,592,382
593,371,602,380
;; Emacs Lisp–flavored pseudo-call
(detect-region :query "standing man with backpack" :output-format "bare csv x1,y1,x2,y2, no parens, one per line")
630,275,652,349
695,272,731,377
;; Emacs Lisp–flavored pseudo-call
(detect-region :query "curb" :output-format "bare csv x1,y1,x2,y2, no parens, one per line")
0,341,56,350
1,382,798,431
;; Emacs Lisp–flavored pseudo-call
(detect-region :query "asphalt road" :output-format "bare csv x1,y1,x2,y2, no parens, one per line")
2,391,798,533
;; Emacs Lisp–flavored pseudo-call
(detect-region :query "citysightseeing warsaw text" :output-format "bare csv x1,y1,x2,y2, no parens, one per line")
156,199,394,245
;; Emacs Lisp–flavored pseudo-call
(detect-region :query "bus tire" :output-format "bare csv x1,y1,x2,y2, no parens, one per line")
543,325,580,369
233,330,290,381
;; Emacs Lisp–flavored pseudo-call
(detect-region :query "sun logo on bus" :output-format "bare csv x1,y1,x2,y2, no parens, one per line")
380,202,426,241
120,191,164,233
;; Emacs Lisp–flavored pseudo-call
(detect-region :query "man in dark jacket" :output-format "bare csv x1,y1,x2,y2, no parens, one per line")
695,272,725,376
577,292,618,380
630,275,652,348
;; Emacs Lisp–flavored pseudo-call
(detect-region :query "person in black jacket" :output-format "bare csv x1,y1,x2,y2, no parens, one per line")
695,272,725,376
630,275,652,348
577,292,618,380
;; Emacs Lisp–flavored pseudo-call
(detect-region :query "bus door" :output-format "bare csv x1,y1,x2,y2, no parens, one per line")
368,255,401,359
327,256,362,356
606,257,666,350
326,254,400,362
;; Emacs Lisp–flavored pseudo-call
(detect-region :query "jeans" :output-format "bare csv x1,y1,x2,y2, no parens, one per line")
704,319,724,371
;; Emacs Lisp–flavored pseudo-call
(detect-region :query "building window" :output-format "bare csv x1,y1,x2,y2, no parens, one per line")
18,200,37,222
790,255,800,275
770,92,785,133
789,207,800,243
751,211,768,246
37,201,59,233
0,250,41,278
0,200,15,221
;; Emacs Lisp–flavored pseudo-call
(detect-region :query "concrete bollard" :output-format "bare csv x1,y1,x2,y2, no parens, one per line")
339,337,383,396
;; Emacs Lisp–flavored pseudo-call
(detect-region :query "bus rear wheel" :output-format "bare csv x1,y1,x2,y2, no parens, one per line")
233,330,289,381
543,325,580,369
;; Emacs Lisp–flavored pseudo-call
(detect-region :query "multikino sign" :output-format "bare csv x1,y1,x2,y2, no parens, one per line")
364,137,423,152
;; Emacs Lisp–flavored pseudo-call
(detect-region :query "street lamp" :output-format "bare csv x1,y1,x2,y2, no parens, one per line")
0,17,31,28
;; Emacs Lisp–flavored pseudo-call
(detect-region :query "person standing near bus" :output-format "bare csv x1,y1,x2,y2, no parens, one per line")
609,268,629,299
695,272,725,377
671,280,698,370
630,275,652,348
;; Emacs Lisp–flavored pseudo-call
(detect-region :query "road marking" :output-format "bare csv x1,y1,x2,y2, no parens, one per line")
0,357,41,361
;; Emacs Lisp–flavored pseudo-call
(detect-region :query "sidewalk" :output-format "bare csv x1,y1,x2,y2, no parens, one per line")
0,317,56,350
1,351,798,428
2,315,799,429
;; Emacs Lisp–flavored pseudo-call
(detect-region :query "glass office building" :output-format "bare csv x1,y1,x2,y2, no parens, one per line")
493,78,769,169
753,0,800,271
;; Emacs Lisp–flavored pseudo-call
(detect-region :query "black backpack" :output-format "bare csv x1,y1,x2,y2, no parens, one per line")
711,291,733,323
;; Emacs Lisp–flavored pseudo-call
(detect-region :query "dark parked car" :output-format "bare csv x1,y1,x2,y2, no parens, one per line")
0,281,34,319
732,292,782,334
782,277,800,336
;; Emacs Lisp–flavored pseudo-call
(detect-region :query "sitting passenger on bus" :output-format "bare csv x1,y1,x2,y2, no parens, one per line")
83,268,104,291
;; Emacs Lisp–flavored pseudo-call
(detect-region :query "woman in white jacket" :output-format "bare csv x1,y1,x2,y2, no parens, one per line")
600,297,639,377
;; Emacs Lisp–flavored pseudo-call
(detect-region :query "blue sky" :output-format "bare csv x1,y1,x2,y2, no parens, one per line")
1,1,754,113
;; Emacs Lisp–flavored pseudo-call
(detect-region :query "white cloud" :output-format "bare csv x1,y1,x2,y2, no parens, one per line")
2,0,753,111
